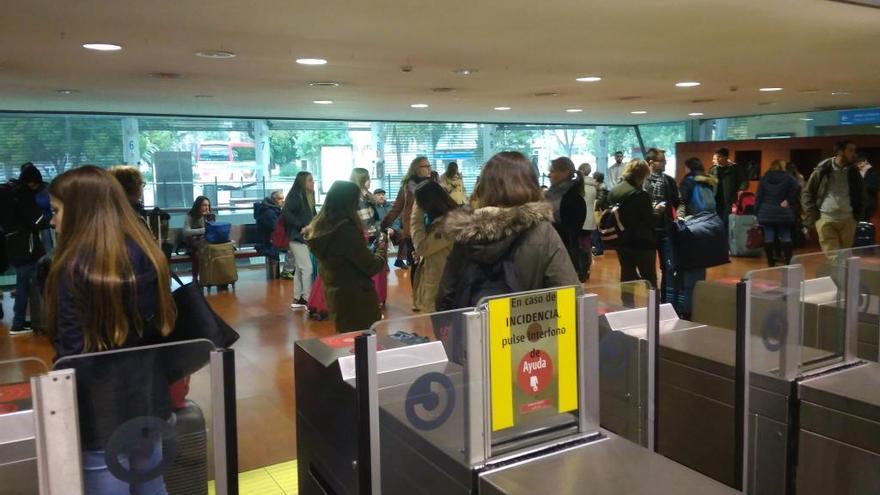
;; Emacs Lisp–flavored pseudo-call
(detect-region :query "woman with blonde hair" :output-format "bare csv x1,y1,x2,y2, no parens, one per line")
756,159,800,266
45,165,177,494
608,159,657,287
381,156,432,267
440,161,467,206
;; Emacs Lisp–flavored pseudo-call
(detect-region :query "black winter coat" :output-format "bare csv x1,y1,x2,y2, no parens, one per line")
756,170,800,226
282,189,316,242
254,198,281,256
0,181,45,266
608,180,656,250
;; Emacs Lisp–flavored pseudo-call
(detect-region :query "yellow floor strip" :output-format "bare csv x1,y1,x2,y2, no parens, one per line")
208,459,298,495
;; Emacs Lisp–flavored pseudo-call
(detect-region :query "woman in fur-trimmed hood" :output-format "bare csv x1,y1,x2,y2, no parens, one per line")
435,152,580,311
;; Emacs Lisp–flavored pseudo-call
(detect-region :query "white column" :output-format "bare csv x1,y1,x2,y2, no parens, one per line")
254,120,271,182
122,117,139,165
595,126,609,174
480,124,497,162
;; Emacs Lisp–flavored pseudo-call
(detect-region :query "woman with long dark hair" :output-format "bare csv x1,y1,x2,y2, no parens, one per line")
305,181,388,332
283,171,316,309
436,152,579,310
410,181,458,312
381,156,432,267
45,166,177,494
183,195,212,281
546,157,588,282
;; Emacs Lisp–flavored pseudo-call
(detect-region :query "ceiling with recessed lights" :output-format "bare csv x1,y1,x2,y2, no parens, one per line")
0,0,878,124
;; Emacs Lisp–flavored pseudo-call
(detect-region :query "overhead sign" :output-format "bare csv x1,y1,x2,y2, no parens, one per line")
488,287,578,432
839,108,880,126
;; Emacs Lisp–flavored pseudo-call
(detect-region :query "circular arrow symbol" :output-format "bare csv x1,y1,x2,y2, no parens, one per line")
405,372,456,431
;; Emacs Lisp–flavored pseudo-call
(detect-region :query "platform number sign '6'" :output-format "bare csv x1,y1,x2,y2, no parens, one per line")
405,372,456,431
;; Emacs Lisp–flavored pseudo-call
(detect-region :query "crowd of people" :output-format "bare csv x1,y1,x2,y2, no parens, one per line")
0,140,874,493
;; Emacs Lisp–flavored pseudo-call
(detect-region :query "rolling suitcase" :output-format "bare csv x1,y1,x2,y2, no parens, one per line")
198,242,237,288
854,221,876,247
729,214,761,257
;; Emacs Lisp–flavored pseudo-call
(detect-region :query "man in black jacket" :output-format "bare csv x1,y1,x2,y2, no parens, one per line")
0,164,46,333
802,140,865,252
710,147,749,226
643,148,681,303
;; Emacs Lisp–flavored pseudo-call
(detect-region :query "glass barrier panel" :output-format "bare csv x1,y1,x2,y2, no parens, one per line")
0,357,48,414
839,245,880,362
585,280,652,447
745,266,805,380
368,309,478,493
476,287,583,457
53,339,216,495
791,250,851,369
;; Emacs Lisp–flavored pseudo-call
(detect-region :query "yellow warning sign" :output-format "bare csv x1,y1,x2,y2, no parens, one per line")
488,287,578,432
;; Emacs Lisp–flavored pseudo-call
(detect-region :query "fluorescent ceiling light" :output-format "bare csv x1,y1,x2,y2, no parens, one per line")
83,43,122,51
566,108,583,113
56,89,78,95
296,58,327,65
195,50,236,59
630,110,647,115
676,81,701,87
494,106,511,111
831,91,850,96
453,68,478,75
688,112,704,116
313,100,333,105
194,94,213,99
800,118,814,121
576,76,602,82
759,87,783,92
411,103,429,108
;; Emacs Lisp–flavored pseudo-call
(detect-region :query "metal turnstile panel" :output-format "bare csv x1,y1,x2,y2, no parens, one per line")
479,433,738,495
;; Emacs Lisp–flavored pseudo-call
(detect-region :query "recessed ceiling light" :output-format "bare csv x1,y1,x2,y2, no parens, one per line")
688,112,704,116
494,106,511,111
83,43,122,51
759,87,783,92
800,117,814,121
194,94,213,99
831,91,850,96
195,50,236,59
313,100,333,105
631,110,648,115
149,72,183,79
296,58,327,66
453,68,478,75
56,89,79,95
534,92,560,97
411,103,429,108
309,81,340,88
432,87,457,93
566,108,583,113
676,81,701,88
576,76,602,83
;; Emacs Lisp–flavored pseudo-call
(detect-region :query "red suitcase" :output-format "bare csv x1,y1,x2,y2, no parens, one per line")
373,265,388,305
307,275,328,321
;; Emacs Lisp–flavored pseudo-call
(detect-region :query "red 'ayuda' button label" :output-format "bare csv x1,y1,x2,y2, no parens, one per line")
517,350,553,396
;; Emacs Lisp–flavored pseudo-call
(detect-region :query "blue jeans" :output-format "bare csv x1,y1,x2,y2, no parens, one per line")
671,268,706,318
763,224,792,243
657,234,675,304
13,263,36,328
591,229,604,254
83,441,167,495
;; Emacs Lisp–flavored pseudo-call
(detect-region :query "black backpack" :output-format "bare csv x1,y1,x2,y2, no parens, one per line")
451,232,526,309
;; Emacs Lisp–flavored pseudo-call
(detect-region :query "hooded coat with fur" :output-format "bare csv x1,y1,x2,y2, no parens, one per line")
435,201,580,311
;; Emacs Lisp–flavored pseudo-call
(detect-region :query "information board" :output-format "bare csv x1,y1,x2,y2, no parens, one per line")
488,287,578,431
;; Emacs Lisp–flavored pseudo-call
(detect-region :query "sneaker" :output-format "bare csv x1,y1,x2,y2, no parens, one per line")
9,325,32,335
280,271,294,280
291,302,307,310
393,259,407,268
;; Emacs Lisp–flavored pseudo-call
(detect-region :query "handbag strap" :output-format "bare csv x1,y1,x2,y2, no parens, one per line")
170,271,185,288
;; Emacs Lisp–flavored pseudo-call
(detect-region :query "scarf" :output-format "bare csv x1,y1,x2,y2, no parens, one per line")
545,178,577,223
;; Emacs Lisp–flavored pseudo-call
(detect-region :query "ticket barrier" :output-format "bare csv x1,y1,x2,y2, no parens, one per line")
295,286,737,495
598,250,880,495
0,340,238,495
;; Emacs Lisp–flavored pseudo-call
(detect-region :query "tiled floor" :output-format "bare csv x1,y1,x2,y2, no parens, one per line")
209,460,298,495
